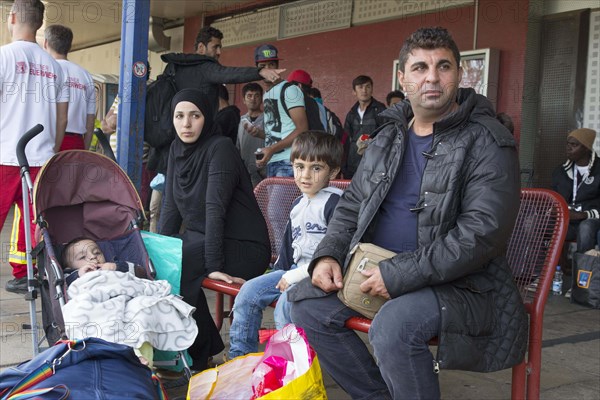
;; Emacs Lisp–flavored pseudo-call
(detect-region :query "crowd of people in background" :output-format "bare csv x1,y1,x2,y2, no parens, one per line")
2,1,599,398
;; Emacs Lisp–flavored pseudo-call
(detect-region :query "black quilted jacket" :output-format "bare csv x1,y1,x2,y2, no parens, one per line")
301,88,528,372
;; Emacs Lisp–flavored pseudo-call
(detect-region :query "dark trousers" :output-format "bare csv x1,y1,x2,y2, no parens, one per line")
291,287,441,400
179,230,270,369
566,218,600,253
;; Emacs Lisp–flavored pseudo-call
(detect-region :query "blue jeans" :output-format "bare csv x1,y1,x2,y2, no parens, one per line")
291,287,441,400
229,269,292,358
267,160,293,177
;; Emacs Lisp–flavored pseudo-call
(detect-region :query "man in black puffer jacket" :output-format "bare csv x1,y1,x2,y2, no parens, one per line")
289,27,528,400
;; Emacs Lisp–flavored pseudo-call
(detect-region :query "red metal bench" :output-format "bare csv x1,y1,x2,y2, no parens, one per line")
203,177,350,330
203,180,568,400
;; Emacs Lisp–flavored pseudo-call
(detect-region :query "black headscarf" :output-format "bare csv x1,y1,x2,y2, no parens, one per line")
170,89,216,190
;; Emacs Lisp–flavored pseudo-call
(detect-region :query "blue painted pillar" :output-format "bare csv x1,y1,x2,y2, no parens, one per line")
117,0,149,192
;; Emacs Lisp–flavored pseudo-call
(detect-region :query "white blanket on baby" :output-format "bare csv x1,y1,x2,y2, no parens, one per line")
63,270,197,351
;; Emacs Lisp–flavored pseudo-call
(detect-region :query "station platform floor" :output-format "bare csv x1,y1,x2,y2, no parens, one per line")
1,208,598,399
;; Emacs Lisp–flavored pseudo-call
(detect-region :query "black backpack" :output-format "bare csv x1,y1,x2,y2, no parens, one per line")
144,63,178,150
279,82,325,131
324,106,345,141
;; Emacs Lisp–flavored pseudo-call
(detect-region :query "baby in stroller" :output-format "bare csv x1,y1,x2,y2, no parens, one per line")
61,237,198,368
62,237,147,285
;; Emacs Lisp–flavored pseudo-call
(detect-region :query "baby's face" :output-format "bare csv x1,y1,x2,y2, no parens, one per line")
66,239,106,270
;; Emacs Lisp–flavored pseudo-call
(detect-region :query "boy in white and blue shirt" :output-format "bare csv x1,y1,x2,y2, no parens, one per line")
228,131,343,358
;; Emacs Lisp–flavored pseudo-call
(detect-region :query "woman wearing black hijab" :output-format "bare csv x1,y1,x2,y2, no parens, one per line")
160,88,270,370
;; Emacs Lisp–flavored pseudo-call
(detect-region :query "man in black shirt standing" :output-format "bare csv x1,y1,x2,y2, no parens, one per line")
342,75,386,179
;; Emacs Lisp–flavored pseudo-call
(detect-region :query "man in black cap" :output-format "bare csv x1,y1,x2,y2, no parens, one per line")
252,44,308,177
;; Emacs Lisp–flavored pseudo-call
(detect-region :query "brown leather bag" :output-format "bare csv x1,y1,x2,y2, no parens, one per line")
337,243,397,319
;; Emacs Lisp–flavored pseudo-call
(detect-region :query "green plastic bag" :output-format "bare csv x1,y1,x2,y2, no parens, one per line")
141,231,183,294
141,231,192,371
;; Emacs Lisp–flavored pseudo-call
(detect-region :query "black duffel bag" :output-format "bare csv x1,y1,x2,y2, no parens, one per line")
572,251,600,309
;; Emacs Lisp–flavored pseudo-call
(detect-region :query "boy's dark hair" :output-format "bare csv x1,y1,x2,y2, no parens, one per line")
61,236,93,270
290,131,343,170
45,24,73,55
242,82,263,97
352,75,373,90
308,87,322,99
218,85,229,102
398,27,460,73
12,0,44,31
386,90,405,106
194,26,223,52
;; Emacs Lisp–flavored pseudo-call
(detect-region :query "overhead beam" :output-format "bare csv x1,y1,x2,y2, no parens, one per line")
204,0,292,25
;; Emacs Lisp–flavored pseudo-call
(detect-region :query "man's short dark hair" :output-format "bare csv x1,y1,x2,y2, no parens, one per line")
11,0,44,31
218,85,229,102
194,26,223,51
45,24,73,55
308,87,322,99
352,75,373,90
242,82,263,97
290,131,343,171
398,27,460,73
386,90,405,106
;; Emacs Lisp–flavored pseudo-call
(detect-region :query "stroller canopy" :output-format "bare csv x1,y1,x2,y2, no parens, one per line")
34,150,145,243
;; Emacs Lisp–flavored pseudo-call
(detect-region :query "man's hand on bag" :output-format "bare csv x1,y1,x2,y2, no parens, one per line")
311,257,343,292
359,266,390,299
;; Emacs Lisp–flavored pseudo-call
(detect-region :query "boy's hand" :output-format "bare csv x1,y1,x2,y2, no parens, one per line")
311,257,343,293
276,277,289,292
98,262,118,271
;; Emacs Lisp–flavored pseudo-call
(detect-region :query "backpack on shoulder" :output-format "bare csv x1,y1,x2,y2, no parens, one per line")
325,106,345,140
144,62,178,151
279,82,325,131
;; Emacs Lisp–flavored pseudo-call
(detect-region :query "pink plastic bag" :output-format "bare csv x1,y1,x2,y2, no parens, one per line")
251,324,314,398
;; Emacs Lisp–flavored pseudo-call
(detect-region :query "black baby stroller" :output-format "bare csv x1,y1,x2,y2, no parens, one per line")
16,127,192,378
